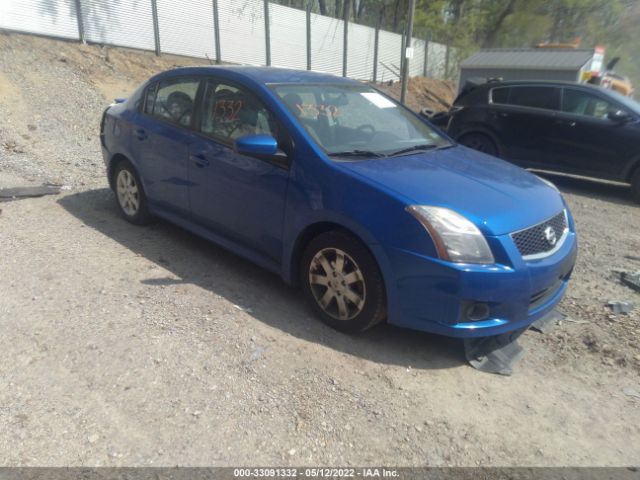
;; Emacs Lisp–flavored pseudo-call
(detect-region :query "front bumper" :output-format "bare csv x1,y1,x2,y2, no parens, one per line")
385,230,577,338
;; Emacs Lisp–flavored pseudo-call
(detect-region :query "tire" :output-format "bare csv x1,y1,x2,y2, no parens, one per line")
300,230,386,333
113,159,153,225
631,168,640,204
458,132,499,157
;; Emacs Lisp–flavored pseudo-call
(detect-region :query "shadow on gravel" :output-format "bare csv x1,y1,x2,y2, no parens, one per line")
535,171,636,207
59,188,464,371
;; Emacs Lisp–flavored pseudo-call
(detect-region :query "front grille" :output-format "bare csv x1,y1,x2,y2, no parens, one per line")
511,211,567,259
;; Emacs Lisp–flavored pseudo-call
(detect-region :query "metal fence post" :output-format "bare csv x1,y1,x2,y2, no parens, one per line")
74,0,85,43
306,1,312,70
400,0,416,104
372,26,379,82
399,32,405,80
150,0,161,56
422,37,429,77
212,0,222,63
444,42,450,80
342,0,350,77
264,0,271,66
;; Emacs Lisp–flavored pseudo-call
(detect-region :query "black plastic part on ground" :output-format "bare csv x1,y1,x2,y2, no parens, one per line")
464,309,564,375
464,327,526,376
530,309,565,333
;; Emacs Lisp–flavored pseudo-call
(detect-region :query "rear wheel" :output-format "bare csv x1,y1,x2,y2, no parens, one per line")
300,231,386,333
458,132,498,157
631,168,640,204
114,160,153,225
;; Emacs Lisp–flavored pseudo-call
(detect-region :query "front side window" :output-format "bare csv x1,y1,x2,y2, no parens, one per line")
562,89,619,119
200,81,276,143
148,77,200,127
507,86,560,111
272,84,449,156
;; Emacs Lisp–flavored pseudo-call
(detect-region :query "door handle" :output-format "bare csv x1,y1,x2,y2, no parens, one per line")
191,153,210,168
554,119,576,127
134,128,148,140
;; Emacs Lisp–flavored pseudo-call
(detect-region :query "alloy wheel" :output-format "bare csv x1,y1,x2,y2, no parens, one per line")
308,248,366,321
116,169,140,216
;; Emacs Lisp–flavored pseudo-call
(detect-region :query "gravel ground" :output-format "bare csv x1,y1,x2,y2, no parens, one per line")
1,33,639,466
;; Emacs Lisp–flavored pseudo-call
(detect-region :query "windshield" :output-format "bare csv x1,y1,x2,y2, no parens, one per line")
602,87,640,113
271,83,451,157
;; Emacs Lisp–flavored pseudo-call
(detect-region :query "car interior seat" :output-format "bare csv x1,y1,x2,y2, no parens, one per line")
166,91,193,126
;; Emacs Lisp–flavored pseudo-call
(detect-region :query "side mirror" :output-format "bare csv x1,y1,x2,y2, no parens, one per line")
234,134,289,167
235,134,279,156
607,110,632,123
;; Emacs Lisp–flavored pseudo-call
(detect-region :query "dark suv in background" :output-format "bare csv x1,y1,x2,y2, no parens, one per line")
446,81,640,202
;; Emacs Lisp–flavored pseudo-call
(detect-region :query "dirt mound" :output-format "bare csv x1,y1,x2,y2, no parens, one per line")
0,32,207,102
0,32,209,185
374,76,457,113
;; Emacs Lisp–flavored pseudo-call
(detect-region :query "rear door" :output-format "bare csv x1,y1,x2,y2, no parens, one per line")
489,85,561,167
131,76,202,216
553,87,637,178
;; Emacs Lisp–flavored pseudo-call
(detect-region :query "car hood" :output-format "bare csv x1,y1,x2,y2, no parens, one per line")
336,146,565,236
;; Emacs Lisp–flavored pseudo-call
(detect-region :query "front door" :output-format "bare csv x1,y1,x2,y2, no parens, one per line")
552,87,637,179
188,79,290,262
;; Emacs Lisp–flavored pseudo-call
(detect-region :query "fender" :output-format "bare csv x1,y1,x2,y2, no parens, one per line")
105,111,154,197
281,210,390,285
622,153,640,182
281,212,399,326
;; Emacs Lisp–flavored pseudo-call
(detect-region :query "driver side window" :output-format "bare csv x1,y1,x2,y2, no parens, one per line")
562,89,619,119
200,81,276,144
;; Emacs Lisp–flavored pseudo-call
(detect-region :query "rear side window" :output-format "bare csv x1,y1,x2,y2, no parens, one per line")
508,86,560,111
562,89,619,119
490,87,510,104
146,77,200,127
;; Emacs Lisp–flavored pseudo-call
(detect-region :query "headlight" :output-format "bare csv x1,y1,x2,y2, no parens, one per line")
406,206,495,264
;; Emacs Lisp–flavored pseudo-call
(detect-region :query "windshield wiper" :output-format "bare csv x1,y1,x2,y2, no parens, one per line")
388,144,438,157
328,150,387,158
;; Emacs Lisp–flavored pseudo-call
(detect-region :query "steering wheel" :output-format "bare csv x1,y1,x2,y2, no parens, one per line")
357,124,376,135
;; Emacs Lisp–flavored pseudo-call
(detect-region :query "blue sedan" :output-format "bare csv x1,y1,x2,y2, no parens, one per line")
100,66,577,337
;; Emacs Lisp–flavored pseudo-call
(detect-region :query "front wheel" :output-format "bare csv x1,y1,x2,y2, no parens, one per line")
300,231,386,333
458,132,498,157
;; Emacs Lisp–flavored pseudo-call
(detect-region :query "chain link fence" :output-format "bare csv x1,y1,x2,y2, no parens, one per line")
0,0,456,82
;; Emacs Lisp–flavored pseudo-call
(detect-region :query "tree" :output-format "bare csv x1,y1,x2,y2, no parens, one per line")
481,0,516,47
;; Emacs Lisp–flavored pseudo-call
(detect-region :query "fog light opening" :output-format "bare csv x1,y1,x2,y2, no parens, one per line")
466,303,490,322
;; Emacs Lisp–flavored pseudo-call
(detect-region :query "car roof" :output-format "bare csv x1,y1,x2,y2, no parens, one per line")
475,79,640,111
156,65,357,85
479,80,601,89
